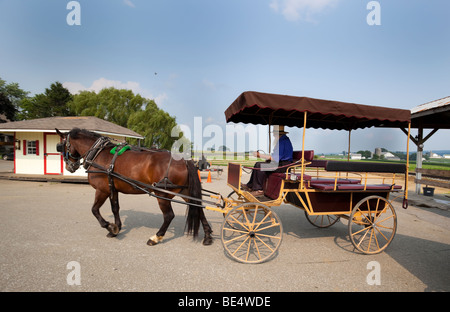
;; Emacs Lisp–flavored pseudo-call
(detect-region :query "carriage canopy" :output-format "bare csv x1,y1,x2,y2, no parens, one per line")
225,91,411,130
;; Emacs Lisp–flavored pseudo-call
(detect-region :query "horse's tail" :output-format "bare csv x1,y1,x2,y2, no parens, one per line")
185,159,202,237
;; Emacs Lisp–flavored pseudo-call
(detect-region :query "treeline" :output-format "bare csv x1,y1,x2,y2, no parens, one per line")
0,77,187,149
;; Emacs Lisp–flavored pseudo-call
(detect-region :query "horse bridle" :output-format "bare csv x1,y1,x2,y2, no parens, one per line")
56,134,82,173
57,134,111,173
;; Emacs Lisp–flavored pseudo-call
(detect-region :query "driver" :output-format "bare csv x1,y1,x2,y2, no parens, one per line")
243,125,293,196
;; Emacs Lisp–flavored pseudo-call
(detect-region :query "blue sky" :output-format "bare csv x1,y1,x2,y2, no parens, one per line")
1,0,449,153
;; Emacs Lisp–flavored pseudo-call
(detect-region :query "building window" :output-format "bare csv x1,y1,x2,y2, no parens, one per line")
23,140,39,156
27,141,37,154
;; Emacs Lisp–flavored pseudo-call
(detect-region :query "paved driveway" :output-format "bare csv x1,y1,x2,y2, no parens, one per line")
0,168,449,292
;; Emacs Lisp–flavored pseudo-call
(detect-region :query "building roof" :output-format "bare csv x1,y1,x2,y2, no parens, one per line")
0,116,144,139
411,96,450,129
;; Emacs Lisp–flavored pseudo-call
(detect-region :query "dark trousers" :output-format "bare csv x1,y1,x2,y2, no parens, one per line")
246,160,292,191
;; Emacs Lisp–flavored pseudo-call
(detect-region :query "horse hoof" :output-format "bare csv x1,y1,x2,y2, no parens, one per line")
107,223,119,235
106,232,117,238
203,237,213,246
147,235,163,246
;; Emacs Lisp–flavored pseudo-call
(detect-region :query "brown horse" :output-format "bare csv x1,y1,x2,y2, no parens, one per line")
55,128,213,246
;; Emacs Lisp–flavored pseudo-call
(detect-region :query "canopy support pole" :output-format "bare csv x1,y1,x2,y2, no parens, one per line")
347,129,352,161
301,111,307,189
405,122,411,200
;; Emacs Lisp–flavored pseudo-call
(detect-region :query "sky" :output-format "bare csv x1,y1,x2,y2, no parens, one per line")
1,0,449,154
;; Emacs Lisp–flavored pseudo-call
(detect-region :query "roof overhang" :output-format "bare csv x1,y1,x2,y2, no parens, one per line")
410,96,450,129
0,116,145,139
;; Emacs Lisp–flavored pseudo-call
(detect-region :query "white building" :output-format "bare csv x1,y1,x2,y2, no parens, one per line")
0,116,144,177
429,151,443,159
350,153,362,160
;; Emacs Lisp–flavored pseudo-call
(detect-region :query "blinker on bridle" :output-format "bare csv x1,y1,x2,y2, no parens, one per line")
57,134,82,172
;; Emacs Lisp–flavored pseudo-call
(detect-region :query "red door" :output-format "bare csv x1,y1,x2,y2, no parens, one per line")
44,133,63,175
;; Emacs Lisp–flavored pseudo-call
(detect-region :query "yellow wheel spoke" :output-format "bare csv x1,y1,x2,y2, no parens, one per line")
224,233,247,245
232,235,250,256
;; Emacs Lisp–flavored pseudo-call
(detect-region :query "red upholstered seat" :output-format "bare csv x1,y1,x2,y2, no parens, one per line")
263,150,314,200
309,183,402,191
293,150,314,161
264,172,312,200
310,178,361,184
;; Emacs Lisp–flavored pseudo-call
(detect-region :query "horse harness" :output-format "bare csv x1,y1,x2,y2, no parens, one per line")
58,135,186,197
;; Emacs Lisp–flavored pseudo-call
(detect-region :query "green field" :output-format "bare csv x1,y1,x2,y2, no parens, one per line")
345,159,450,172
206,154,450,172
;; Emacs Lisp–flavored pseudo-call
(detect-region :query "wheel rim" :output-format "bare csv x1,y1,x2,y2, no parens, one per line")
305,211,340,228
349,195,397,254
223,190,245,228
221,203,283,263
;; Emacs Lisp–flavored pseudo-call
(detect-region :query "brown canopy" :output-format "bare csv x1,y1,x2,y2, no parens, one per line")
225,91,411,130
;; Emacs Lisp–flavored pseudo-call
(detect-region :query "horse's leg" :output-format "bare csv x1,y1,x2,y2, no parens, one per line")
199,208,213,246
147,197,174,246
91,189,119,237
107,190,121,238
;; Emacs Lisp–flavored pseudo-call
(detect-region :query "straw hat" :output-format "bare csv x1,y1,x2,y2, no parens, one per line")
273,125,288,134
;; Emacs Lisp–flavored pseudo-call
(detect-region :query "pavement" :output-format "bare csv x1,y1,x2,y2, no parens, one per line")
0,160,449,292
403,192,450,211
1,159,448,210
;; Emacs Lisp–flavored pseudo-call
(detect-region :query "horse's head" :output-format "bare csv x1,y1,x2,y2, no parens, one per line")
56,128,82,173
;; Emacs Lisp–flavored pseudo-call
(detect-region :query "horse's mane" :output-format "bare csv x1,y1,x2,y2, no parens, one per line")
68,128,102,140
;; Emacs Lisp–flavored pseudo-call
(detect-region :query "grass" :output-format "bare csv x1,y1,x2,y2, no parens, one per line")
344,159,450,172
207,156,450,172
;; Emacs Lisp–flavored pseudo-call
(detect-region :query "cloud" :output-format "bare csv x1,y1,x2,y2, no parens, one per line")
63,78,168,105
269,0,339,22
202,79,216,91
64,78,141,94
123,0,135,8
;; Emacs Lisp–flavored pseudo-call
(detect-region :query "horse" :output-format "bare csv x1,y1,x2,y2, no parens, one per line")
55,128,213,246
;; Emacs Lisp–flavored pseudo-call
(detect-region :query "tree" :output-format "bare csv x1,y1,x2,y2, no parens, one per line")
19,82,72,119
127,100,179,149
69,88,145,127
69,87,188,150
357,150,372,159
0,92,15,122
0,77,29,121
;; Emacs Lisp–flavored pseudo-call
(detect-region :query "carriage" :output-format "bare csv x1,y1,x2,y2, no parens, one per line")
56,91,412,264
210,91,412,263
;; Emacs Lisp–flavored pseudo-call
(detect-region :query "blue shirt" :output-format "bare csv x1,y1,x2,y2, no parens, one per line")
272,135,293,163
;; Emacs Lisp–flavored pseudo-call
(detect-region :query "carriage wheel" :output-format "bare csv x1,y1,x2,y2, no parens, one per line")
221,202,283,264
349,195,397,254
305,212,340,228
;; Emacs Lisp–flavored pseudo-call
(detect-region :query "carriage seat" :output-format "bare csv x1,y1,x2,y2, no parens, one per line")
325,161,407,174
310,183,402,191
292,150,314,162
263,150,315,200
264,173,312,200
